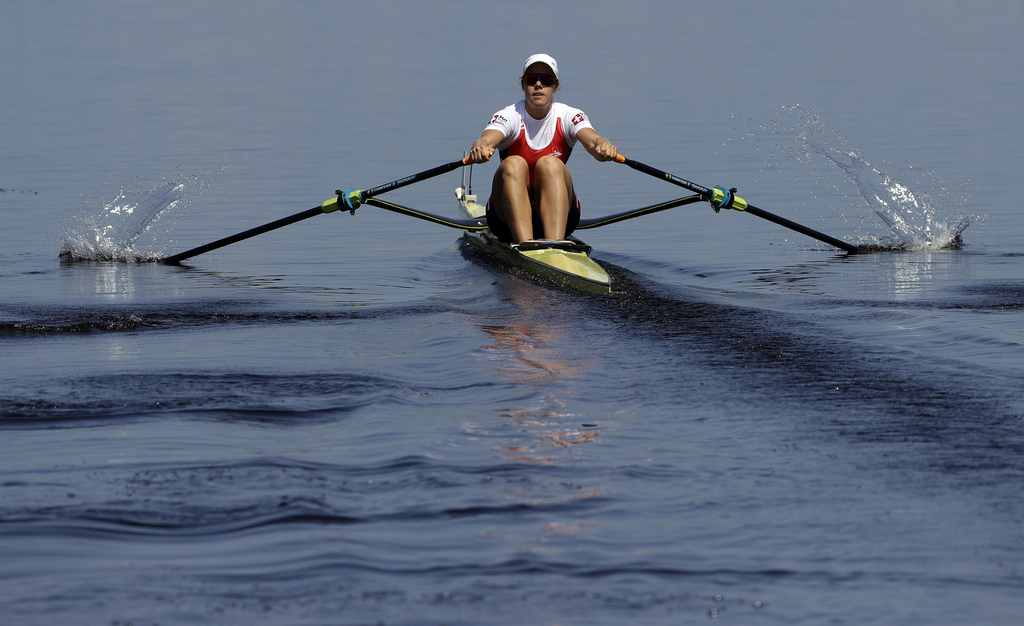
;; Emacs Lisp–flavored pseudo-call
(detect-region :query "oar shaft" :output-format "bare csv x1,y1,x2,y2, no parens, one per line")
361,157,471,200
162,156,474,265
618,157,713,197
743,205,862,254
617,155,863,254
161,206,324,265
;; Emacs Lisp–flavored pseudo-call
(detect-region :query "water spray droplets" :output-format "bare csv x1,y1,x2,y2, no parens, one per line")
61,176,201,262
768,106,975,251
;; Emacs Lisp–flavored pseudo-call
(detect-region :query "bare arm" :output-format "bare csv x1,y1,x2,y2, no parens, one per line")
470,129,504,163
576,127,618,162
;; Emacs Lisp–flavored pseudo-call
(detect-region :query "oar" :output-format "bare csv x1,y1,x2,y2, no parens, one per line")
161,157,473,265
615,155,863,254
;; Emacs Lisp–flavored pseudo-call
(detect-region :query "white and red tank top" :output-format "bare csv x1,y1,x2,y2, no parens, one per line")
483,100,594,187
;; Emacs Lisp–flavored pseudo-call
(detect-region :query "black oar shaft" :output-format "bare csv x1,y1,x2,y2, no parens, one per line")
161,157,474,265
161,206,323,265
361,158,469,199
620,158,715,196
618,156,863,254
743,205,862,254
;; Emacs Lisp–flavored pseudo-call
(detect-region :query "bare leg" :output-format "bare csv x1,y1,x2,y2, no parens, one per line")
533,155,574,240
490,156,534,243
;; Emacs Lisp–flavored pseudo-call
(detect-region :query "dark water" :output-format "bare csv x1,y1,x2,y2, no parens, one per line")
3,1,1024,624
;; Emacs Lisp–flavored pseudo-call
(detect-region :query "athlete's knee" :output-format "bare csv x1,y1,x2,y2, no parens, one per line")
493,157,528,193
497,155,529,177
534,155,567,176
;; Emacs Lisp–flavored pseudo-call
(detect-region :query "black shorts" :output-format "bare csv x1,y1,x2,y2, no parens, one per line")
485,193,582,243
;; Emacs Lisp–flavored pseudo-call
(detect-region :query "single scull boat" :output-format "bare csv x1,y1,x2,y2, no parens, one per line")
454,164,611,292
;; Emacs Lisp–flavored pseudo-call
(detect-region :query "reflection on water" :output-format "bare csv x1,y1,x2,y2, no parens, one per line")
744,250,971,301
56,258,379,304
477,335,599,465
60,261,146,299
746,259,844,296
480,322,583,387
869,252,961,298
467,279,604,466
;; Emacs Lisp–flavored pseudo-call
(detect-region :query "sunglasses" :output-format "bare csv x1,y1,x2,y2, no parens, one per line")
522,73,558,87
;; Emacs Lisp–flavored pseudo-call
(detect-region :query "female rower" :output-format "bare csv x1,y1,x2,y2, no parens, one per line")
468,54,618,244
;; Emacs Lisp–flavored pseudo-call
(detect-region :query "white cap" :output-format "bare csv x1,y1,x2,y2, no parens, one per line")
523,53,559,80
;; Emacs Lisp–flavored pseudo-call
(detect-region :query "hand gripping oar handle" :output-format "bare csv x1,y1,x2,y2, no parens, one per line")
615,154,863,254
161,157,474,265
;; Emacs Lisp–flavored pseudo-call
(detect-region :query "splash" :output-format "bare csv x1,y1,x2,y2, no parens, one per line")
750,106,975,251
60,175,199,262
814,144,972,251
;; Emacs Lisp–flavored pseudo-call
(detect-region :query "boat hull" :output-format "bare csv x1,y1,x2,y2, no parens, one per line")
462,230,611,293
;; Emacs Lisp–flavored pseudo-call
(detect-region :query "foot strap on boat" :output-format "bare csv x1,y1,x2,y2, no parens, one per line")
515,240,592,253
